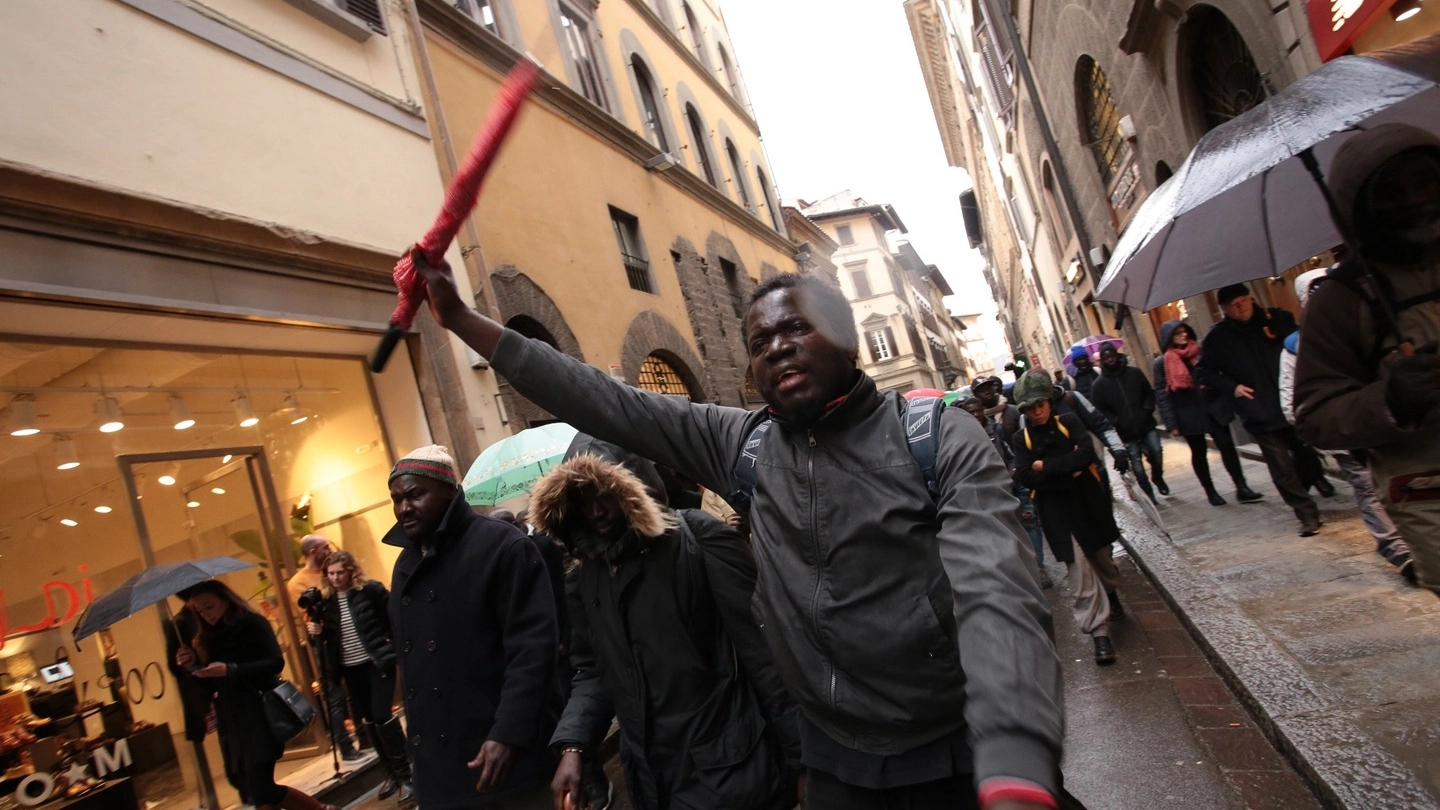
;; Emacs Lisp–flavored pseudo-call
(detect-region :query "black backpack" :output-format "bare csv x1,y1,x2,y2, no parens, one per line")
726,395,948,515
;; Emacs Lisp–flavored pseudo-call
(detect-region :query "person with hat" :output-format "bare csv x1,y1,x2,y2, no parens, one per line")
1089,342,1165,503
384,445,560,809
286,534,360,761
1295,123,1440,594
1009,371,1122,665
1198,283,1333,537
972,374,1021,440
1067,348,1099,401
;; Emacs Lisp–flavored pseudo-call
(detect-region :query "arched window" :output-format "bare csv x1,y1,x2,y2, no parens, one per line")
1076,56,1124,186
685,104,717,186
756,165,782,231
725,139,750,208
717,44,740,98
682,3,705,63
1183,5,1267,133
631,56,668,151
638,354,691,397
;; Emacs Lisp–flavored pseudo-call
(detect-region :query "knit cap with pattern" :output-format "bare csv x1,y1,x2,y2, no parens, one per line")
389,444,459,487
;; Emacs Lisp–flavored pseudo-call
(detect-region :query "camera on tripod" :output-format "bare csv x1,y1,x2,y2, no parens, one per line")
297,586,326,621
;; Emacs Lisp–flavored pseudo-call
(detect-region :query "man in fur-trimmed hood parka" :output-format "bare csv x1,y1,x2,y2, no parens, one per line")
531,436,801,810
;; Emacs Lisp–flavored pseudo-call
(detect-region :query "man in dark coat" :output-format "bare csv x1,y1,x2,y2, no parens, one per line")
1198,284,1332,536
533,437,800,810
1068,348,1099,401
1089,343,1165,501
385,445,559,810
973,375,1021,440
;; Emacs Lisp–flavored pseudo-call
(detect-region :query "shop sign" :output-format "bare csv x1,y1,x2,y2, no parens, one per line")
9,739,131,806
1108,148,1144,229
1308,0,1392,60
0,567,94,644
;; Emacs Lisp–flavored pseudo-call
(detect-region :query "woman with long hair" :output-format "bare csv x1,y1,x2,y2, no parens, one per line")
307,551,413,805
1152,320,1263,506
174,579,337,810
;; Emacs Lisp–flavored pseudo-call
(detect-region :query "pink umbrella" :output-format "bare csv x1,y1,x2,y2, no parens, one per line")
371,58,542,372
1064,335,1125,376
903,388,948,400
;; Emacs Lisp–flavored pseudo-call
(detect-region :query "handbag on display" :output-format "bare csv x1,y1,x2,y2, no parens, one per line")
262,679,316,743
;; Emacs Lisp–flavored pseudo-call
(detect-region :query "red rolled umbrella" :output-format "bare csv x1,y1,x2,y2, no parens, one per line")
371,58,542,372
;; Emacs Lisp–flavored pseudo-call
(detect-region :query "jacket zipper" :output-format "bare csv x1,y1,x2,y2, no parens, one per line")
805,429,837,711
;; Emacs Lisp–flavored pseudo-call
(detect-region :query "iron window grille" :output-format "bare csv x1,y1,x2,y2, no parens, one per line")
638,355,690,397
610,207,653,293
1080,57,1124,185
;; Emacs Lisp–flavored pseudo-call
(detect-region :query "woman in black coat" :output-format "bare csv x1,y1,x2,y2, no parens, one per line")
306,551,413,804
174,580,335,810
1152,319,1262,506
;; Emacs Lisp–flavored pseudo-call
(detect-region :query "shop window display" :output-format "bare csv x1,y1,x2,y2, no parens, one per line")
0,340,397,810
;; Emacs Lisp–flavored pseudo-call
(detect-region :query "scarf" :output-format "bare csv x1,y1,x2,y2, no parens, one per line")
1164,341,1200,392
983,395,1009,418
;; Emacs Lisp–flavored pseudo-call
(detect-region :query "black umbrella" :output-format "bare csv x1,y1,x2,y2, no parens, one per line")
1095,32,1440,312
72,556,255,644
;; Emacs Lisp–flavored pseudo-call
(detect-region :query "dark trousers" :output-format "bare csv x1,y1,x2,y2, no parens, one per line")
324,673,357,750
1251,426,1322,522
1184,427,1248,493
229,758,286,807
805,769,978,810
340,662,396,724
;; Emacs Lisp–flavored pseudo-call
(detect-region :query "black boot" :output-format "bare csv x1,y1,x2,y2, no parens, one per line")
1314,477,1336,498
1153,474,1170,496
1093,636,1117,665
1235,484,1264,503
1204,485,1227,506
371,718,415,804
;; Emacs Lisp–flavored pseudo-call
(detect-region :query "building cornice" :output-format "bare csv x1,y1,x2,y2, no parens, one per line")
904,0,968,170
418,0,795,256
0,160,395,287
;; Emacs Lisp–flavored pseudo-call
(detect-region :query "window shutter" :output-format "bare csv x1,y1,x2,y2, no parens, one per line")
865,331,879,364
341,0,386,33
884,327,897,360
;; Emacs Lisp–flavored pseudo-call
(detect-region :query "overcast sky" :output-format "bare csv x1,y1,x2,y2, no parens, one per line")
721,0,1011,364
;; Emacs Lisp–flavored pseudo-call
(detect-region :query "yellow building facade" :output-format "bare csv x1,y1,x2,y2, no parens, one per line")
416,0,797,420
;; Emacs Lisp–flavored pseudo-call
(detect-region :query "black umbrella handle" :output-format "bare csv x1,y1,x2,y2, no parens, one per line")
370,324,406,373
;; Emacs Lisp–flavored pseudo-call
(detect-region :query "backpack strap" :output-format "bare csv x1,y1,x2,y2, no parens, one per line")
900,395,945,500
726,419,773,515
727,395,948,513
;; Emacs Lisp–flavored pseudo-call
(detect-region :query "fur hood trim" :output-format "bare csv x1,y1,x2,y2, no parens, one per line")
529,453,677,543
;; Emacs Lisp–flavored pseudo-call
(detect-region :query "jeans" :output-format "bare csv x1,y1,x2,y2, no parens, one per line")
1124,430,1164,494
1335,454,1406,555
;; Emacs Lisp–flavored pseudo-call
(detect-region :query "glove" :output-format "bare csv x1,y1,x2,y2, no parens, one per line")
1386,351,1440,425
1112,452,1131,474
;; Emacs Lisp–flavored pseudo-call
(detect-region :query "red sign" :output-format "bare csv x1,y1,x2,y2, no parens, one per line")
1308,0,1396,60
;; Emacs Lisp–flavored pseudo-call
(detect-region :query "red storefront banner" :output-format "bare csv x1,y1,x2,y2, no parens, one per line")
1308,0,1397,60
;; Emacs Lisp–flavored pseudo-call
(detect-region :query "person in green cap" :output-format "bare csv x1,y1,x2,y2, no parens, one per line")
1010,371,1123,665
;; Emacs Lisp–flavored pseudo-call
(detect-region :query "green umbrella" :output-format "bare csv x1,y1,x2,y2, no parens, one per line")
462,422,578,506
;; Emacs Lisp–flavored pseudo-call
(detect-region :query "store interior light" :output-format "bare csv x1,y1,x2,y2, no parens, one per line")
7,394,40,436
211,487,226,495
186,500,201,508
60,518,78,527
284,393,308,425
235,394,259,428
94,505,112,514
1392,0,1423,19
169,395,195,430
222,454,233,464
54,435,80,471
158,462,180,487
96,396,125,433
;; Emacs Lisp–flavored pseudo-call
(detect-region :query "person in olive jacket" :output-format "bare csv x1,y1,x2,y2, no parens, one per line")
533,436,801,810
384,445,559,810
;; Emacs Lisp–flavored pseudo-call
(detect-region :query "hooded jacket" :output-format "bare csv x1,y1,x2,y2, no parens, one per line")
1089,356,1158,440
1294,125,1440,470
1152,320,1233,436
489,331,1061,795
532,449,798,810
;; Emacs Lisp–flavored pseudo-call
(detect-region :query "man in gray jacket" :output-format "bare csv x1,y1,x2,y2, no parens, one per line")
411,252,1063,810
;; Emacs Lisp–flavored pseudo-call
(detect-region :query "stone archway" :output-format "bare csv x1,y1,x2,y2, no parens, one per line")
619,311,708,403
1178,5,1268,137
489,267,586,428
